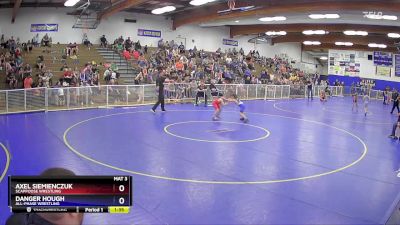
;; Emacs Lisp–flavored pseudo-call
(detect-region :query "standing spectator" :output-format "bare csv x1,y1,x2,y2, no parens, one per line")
100,35,107,47
179,42,185,54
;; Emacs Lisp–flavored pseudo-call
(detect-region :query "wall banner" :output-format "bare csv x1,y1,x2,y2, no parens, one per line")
30,24,58,32
223,38,238,46
373,51,393,67
395,54,400,77
137,29,161,38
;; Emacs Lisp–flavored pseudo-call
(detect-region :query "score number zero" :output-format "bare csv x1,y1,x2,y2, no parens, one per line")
114,176,129,206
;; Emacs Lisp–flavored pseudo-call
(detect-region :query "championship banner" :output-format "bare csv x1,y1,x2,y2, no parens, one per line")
223,38,238,46
395,54,400,77
137,29,161,38
30,24,58,32
373,51,392,67
376,66,391,77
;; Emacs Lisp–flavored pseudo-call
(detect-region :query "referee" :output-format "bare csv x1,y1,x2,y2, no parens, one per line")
389,112,400,139
151,70,166,112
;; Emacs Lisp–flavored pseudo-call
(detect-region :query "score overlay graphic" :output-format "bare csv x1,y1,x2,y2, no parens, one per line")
8,176,132,213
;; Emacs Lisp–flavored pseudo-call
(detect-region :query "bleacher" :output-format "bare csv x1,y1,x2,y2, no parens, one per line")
21,44,106,85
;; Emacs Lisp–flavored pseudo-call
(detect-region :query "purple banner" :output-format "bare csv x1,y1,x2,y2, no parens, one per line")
373,51,392,67
137,29,161,38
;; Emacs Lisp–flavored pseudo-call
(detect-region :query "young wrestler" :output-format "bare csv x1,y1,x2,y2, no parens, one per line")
212,96,226,121
231,94,249,123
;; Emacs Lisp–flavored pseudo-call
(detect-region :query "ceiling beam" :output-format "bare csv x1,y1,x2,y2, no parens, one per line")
98,0,149,20
11,0,22,23
272,33,395,46
173,1,400,29
230,24,400,37
303,43,397,53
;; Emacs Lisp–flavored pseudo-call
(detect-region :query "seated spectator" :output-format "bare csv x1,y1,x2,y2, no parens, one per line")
123,49,131,60
36,56,44,71
175,60,184,72
134,71,144,85
116,42,124,52
117,36,124,44
60,63,69,71
7,72,17,89
132,50,140,60
210,80,223,98
41,69,53,87
41,33,51,47
63,68,73,84
125,37,132,50
135,41,141,50
179,42,185,54
32,33,39,47
103,68,112,84
22,40,33,53
110,62,118,72
14,47,22,58
0,34,5,48
82,33,92,49
23,74,33,89
22,64,32,79
67,43,78,56
195,80,208,106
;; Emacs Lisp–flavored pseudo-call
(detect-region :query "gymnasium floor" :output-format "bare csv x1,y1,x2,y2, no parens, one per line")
0,97,400,224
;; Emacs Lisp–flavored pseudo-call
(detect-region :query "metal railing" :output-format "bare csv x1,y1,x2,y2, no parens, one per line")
300,85,392,101
0,84,391,114
0,84,291,114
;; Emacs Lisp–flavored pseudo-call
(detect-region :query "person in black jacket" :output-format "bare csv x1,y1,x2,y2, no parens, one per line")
390,90,400,114
151,70,167,112
389,113,400,139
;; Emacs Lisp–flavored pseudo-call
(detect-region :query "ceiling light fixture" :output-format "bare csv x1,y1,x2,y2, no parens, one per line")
335,42,354,46
151,6,176,15
235,20,240,23
388,33,400,38
320,56,328,60
265,31,287,36
302,30,327,35
303,41,321,45
259,16,287,22
365,14,397,21
189,0,215,6
309,14,340,19
343,30,368,36
368,43,387,48
64,0,80,7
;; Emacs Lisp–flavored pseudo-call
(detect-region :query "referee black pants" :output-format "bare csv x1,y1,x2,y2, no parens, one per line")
391,103,399,113
390,122,399,136
152,94,165,111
